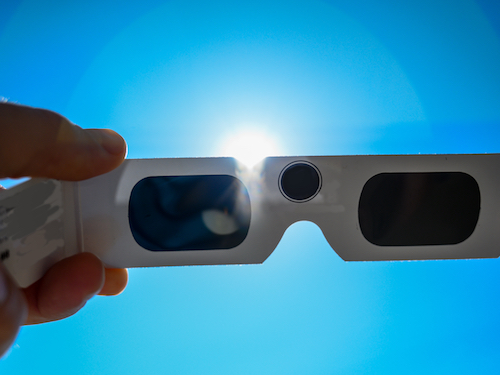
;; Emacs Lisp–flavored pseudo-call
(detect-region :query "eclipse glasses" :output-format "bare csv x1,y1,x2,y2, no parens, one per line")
2,154,499,287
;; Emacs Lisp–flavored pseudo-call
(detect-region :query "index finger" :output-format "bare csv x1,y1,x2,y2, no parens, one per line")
0,103,127,180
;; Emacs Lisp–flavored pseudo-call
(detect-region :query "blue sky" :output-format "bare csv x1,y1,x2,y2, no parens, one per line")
1,0,500,374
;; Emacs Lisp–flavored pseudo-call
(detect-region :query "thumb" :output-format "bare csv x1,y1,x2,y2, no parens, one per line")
0,103,127,181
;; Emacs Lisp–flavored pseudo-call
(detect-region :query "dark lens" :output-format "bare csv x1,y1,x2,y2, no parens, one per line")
358,172,480,246
280,162,321,202
129,175,251,251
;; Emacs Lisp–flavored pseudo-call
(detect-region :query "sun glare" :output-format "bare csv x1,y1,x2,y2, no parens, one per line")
220,129,282,168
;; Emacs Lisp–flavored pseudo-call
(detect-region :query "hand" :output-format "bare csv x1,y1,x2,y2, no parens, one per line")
0,102,129,357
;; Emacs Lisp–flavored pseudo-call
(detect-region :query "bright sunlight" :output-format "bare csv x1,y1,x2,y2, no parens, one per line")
219,129,282,168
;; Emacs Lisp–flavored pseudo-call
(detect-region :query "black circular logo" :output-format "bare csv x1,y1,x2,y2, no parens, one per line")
279,161,322,202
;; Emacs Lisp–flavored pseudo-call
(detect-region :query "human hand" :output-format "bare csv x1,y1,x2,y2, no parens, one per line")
0,102,129,357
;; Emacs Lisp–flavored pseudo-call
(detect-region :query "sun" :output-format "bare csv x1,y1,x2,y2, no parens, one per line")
219,129,282,168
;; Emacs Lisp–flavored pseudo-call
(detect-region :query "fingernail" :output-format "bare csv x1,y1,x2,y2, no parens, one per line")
95,129,126,156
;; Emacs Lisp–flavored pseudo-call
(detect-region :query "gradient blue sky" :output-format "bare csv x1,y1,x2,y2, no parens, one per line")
1,1,500,374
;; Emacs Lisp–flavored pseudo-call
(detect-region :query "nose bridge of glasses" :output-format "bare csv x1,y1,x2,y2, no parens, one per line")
257,156,379,260
257,156,356,229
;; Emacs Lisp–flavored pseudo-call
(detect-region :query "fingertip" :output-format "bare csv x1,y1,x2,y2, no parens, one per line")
85,128,128,158
99,268,128,296
0,103,127,181
56,126,127,180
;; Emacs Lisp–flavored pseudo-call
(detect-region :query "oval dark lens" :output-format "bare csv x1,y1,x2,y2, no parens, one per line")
358,172,480,246
129,175,251,251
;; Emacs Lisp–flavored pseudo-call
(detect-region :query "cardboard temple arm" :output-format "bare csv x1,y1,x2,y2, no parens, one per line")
0,179,82,287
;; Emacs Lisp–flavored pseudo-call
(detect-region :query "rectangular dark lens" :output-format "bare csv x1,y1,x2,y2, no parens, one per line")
358,172,480,246
129,175,251,251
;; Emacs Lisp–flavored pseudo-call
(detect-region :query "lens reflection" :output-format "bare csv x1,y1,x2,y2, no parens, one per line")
129,175,251,251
